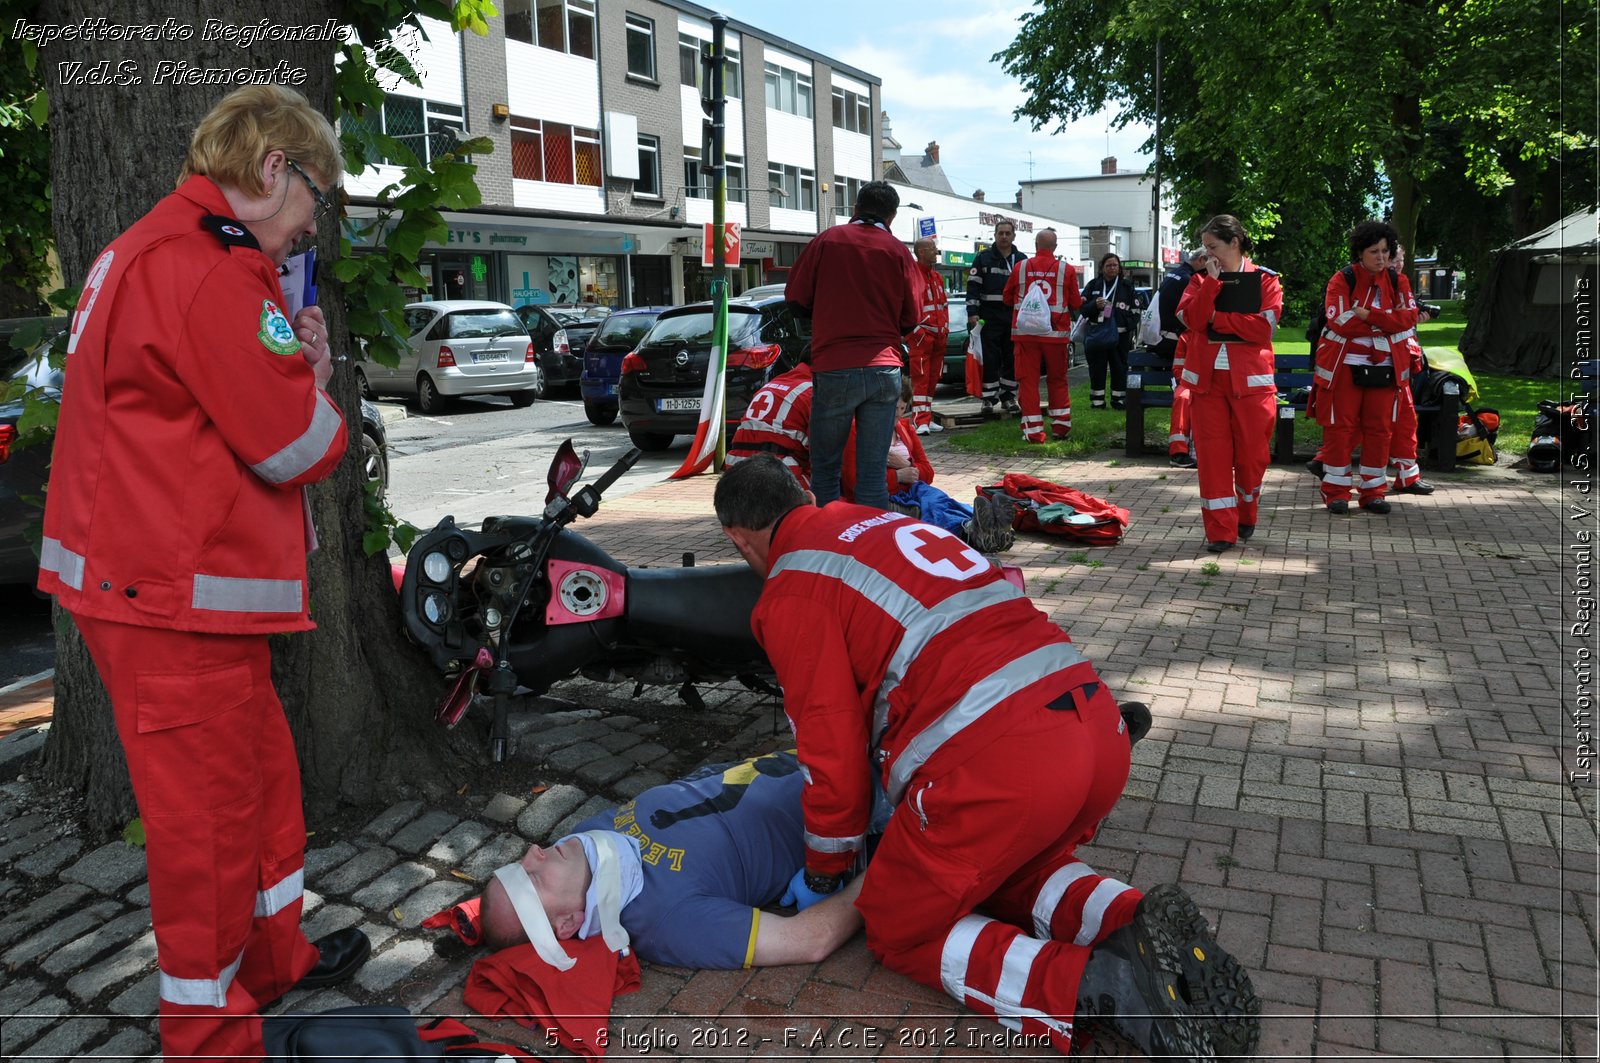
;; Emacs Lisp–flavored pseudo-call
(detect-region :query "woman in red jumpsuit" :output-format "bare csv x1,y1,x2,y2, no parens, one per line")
1175,215,1283,553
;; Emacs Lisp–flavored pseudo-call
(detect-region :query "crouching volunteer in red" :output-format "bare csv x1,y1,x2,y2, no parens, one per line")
725,354,815,487
1176,214,1283,554
37,85,368,1061
1002,228,1081,443
712,455,1259,1061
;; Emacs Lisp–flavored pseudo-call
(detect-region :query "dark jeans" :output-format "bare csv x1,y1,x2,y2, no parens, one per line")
810,365,902,510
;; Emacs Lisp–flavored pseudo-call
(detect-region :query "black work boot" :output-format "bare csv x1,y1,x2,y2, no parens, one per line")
1156,884,1263,1060
1074,885,1221,1063
1118,701,1152,747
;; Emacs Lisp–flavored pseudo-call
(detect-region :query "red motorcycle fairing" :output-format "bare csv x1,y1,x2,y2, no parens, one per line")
437,647,494,727
544,559,627,625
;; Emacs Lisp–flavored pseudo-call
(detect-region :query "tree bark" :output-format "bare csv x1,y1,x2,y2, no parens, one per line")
38,0,472,831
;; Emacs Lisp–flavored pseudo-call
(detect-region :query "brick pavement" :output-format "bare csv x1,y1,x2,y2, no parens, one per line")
0,424,1594,1061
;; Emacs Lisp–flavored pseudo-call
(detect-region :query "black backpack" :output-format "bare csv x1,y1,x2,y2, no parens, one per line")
1306,265,1401,347
1529,397,1595,472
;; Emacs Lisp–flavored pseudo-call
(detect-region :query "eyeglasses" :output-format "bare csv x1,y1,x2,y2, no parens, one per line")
286,159,336,219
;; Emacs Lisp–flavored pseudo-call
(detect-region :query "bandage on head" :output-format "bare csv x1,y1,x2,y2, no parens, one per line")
492,862,575,971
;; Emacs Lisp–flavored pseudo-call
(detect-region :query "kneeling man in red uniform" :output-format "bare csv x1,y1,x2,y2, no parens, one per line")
713,456,1259,1060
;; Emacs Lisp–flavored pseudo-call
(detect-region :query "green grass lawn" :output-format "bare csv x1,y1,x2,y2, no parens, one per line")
949,299,1556,460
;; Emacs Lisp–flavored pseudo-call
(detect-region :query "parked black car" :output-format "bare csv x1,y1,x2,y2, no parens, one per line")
617,296,810,452
516,303,610,388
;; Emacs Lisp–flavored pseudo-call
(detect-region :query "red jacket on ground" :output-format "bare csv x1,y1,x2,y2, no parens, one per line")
751,503,1092,877
39,176,346,634
841,417,933,502
1175,260,1284,395
1002,252,1082,339
786,219,919,371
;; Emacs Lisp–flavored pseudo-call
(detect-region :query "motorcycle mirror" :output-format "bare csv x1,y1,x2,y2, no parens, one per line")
546,439,588,503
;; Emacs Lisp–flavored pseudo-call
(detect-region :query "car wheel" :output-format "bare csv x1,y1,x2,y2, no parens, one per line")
416,374,448,415
361,429,388,502
508,390,537,408
584,400,618,426
355,367,374,400
627,427,674,452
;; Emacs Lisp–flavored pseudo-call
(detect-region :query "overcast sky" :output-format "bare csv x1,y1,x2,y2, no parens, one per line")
714,0,1154,201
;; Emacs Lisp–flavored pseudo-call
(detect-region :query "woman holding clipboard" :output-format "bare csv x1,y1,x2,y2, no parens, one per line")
1175,215,1283,553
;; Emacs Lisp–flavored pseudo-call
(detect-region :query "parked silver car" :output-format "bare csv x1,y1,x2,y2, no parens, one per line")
357,301,541,414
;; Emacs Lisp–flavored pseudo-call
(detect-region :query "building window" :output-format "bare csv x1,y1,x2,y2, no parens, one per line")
831,88,871,134
833,175,864,215
684,149,745,201
625,14,655,79
504,0,594,58
679,34,742,98
512,117,601,187
762,63,811,118
351,94,464,166
727,154,745,203
636,134,660,197
768,163,815,211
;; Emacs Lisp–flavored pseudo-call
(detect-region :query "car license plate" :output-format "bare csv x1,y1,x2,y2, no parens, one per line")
657,397,702,412
604,384,616,396
473,350,508,364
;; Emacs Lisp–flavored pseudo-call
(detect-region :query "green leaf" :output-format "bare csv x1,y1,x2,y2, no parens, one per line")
29,89,47,127
362,528,392,557
122,818,147,848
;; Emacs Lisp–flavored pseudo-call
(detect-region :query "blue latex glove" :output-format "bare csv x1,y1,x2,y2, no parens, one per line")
780,868,837,912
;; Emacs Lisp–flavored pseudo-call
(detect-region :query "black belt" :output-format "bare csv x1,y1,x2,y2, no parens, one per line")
734,440,793,454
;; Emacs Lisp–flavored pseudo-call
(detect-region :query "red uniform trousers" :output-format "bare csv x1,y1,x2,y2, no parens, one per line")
1389,385,1421,488
1318,368,1397,505
907,333,943,430
1190,373,1275,542
76,615,319,1062
1169,373,1193,457
1013,338,1072,442
855,686,1138,1053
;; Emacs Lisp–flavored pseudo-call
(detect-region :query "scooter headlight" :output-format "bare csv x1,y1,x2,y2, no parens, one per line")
422,592,451,625
422,550,452,584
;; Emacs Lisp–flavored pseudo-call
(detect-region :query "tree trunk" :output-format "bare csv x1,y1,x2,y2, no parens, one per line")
38,0,473,831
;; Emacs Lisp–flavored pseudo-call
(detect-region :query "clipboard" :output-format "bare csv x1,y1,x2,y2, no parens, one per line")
279,249,317,317
1206,271,1259,343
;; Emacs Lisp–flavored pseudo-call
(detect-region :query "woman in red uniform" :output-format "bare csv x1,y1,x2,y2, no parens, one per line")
1311,220,1418,514
1175,215,1283,553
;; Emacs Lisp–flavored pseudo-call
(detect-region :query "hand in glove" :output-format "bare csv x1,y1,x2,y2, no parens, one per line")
780,868,842,912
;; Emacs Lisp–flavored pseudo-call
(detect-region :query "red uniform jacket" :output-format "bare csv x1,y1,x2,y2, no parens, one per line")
1002,253,1082,342
1313,267,1419,388
785,220,919,371
1175,260,1283,396
726,363,814,487
841,417,933,502
751,503,1096,876
907,262,949,353
39,176,346,634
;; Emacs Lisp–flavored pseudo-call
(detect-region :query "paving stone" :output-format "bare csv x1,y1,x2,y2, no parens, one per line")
481,792,527,823
393,879,477,929
317,846,399,895
109,970,160,1016
613,770,670,799
16,1013,107,1060
2,994,68,1052
460,834,528,880
576,754,635,789
91,1024,159,1061
0,812,54,862
426,820,493,865
388,809,460,855
2,900,123,967
358,920,399,954
126,882,150,906
0,726,47,782
300,903,364,942
41,908,152,976
60,840,148,895
531,719,612,752
304,840,358,881
595,730,643,754
624,742,670,766
552,795,613,840
354,938,437,992
544,740,609,774
352,861,436,910
66,928,158,1002
516,784,587,840
0,883,91,949
0,975,46,1016
362,799,424,840
15,836,85,878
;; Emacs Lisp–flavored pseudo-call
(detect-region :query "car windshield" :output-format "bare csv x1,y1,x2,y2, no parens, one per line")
646,309,762,346
595,313,661,346
447,310,523,338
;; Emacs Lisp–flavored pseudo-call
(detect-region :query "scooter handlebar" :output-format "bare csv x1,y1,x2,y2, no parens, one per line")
590,447,642,498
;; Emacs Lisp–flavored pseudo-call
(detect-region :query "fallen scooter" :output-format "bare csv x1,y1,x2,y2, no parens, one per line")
399,441,774,761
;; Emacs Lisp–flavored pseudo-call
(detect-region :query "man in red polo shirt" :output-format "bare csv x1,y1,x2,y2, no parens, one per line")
785,181,920,511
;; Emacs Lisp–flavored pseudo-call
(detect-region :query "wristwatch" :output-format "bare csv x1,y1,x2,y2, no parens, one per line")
803,871,843,895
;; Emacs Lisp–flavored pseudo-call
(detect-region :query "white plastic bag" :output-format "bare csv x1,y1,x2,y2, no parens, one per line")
1014,281,1053,335
966,328,983,364
1137,296,1162,347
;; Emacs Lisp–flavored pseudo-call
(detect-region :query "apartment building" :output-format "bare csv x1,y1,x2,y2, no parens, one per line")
343,1,881,308
1020,157,1178,287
